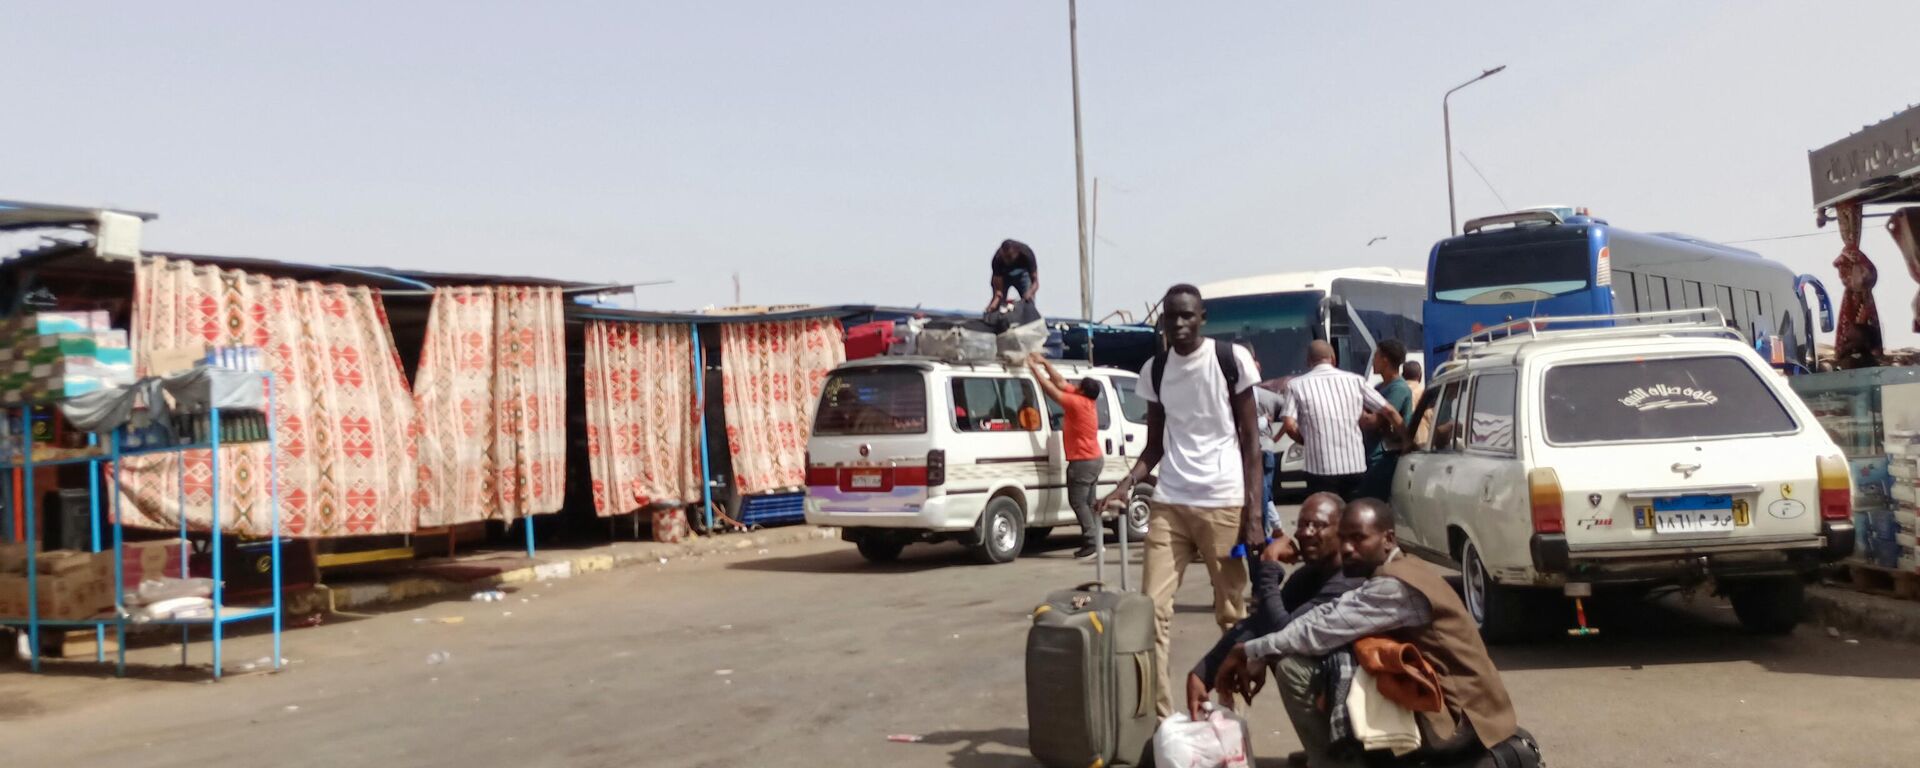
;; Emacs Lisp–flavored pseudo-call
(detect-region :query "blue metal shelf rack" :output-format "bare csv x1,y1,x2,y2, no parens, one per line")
0,373,283,679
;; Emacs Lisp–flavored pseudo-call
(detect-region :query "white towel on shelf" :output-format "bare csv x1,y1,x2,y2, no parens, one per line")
1346,665,1422,756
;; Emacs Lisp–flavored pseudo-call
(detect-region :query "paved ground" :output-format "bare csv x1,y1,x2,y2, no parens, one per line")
3,525,1918,767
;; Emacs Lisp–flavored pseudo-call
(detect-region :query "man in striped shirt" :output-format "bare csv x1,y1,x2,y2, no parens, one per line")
1280,341,1403,501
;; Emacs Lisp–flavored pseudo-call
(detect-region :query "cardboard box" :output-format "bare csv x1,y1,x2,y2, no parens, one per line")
36,549,94,576
0,553,114,620
0,541,26,574
120,539,185,589
148,343,210,378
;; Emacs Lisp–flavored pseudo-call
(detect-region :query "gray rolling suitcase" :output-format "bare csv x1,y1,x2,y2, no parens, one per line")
1026,511,1158,768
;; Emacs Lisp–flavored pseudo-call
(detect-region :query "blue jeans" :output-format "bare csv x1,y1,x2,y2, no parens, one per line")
1000,268,1033,300
1261,451,1279,534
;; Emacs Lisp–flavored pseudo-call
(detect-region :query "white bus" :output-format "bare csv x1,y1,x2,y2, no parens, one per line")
1195,267,1426,491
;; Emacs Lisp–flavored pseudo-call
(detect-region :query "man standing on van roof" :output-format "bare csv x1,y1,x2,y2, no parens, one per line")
1028,353,1106,560
987,239,1039,314
1281,340,1404,501
1102,283,1268,717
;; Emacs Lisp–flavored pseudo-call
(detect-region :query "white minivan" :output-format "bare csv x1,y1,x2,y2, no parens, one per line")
1391,312,1855,640
804,357,1152,564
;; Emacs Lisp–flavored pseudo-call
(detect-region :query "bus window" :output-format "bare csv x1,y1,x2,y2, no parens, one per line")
1715,285,1737,325
1614,270,1638,312
1431,235,1590,303
1744,290,1763,331
1684,280,1704,310
1646,275,1670,311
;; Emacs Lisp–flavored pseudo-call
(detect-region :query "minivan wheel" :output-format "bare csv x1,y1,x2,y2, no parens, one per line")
1727,577,1805,636
855,533,906,563
1462,540,1529,644
1112,494,1150,543
973,497,1026,565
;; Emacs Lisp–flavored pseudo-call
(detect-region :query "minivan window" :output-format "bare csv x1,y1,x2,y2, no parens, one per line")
814,368,928,435
1112,376,1150,425
1043,385,1112,430
1542,356,1797,444
952,377,1042,433
1467,372,1517,454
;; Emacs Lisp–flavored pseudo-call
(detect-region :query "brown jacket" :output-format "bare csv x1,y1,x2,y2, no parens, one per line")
1376,556,1518,749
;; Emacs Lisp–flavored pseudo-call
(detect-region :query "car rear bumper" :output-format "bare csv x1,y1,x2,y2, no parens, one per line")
1530,523,1852,584
803,491,985,532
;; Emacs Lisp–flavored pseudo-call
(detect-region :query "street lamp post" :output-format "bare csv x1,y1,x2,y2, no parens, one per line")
1444,65,1506,236
1068,0,1092,320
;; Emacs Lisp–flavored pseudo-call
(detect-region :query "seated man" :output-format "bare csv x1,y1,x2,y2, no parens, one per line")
1187,492,1364,718
1218,499,1520,767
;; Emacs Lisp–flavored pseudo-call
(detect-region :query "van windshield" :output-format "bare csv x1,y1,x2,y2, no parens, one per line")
1541,356,1796,444
814,368,928,436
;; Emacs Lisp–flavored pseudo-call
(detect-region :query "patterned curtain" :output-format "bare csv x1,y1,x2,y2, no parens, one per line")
1887,207,1920,335
413,287,498,527
1833,202,1884,370
124,256,421,537
492,286,567,519
720,319,845,494
584,321,700,516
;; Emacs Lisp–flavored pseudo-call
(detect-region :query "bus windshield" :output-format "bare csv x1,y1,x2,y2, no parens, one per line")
1432,236,1591,303
1203,290,1323,378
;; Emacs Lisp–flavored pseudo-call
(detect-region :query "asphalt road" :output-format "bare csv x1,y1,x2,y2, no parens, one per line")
3,526,1918,767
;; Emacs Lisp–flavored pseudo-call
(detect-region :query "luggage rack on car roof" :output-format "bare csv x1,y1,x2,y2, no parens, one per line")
1440,308,1741,376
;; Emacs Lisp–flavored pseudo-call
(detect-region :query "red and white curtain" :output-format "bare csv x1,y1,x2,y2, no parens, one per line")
125,256,422,537
413,287,499,527
413,285,568,524
721,319,844,494
492,286,567,519
583,321,700,517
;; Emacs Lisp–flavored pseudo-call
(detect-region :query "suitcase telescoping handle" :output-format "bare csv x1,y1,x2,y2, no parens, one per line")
1098,495,1131,591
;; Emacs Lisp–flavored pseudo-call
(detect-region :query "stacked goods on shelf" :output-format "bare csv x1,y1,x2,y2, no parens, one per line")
0,311,135,405
1882,434,1919,572
0,545,116,620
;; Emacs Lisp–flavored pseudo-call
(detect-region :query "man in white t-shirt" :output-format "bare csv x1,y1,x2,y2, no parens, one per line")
1102,283,1293,716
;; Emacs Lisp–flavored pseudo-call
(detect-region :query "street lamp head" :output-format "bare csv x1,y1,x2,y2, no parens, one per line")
1483,65,1507,78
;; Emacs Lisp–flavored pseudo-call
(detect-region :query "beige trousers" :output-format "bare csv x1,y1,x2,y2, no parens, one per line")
1142,501,1249,716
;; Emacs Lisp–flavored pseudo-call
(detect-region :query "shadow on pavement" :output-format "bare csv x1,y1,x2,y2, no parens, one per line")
1489,592,1920,680
914,728,1032,768
723,544,979,574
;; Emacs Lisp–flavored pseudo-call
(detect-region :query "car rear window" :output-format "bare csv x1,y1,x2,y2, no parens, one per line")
813,368,928,435
1541,356,1796,444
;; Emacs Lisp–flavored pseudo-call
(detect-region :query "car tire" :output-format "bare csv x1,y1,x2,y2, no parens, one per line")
1023,527,1054,552
1727,577,1805,636
1462,539,1529,644
973,497,1026,565
855,534,906,563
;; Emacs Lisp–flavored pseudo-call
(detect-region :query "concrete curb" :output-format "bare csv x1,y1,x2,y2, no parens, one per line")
305,525,841,615
1807,584,1920,645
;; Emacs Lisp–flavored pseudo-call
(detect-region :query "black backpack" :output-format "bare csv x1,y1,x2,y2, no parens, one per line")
1149,339,1243,400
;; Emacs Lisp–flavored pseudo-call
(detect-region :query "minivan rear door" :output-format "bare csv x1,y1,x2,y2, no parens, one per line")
808,365,936,510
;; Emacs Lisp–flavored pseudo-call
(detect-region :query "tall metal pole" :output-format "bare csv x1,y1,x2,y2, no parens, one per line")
1443,65,1507,236
1090,177,1099,315
1069,0,1092,320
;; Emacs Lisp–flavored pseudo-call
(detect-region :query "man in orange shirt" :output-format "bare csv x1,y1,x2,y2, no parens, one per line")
1030,353,1106,560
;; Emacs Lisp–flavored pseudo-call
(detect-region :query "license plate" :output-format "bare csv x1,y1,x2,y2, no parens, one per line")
849,471,884,490
1651,495,1735,533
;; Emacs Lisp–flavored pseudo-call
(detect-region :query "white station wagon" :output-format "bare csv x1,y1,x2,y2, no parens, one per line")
1391,311,1855,640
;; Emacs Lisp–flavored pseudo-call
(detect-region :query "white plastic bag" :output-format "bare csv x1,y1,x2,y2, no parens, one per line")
1153,703,1252,768
996,320,1051,364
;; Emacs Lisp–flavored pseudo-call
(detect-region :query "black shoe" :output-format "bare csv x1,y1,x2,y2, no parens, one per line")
1074,544,1100,560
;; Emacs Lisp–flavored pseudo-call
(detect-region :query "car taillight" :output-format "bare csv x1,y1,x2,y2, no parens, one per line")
1528,468,1564,534
926,449,945,487
1817,455,1851,521
804,452,837,487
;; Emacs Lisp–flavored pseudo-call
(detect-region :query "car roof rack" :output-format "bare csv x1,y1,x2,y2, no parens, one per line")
1439,308,1740,376
1461,209,1563,234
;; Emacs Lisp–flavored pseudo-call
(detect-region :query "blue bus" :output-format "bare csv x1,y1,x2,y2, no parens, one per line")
1423,207,1823,372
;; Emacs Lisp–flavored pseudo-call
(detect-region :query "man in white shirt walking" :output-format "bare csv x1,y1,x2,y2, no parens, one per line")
1280,341,1404,501
1102,283,1275,716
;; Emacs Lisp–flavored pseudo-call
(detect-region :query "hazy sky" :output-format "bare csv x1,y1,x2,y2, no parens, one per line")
6,1,1920,341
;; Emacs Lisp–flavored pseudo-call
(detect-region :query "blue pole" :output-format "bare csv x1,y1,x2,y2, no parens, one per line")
86,432,103,663
210,407,223,679
692,325,714,531
266,375,282,670
177,436,188,667
22,407,40,672
111,429,126,677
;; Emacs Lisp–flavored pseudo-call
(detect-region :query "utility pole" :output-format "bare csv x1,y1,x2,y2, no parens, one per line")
1068,0,1092,320
1090,177,1099,316
1444,65,1506,236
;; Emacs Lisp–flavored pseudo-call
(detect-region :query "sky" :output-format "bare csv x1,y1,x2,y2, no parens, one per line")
5,1,1920,341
